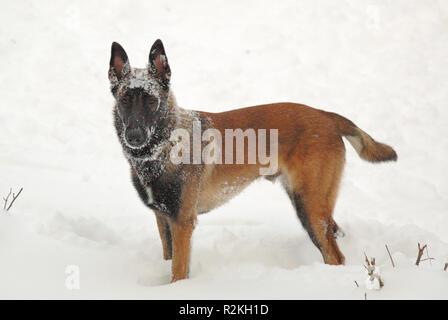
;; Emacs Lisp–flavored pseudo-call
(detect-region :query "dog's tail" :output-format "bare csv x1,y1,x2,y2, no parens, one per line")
326,111,397,163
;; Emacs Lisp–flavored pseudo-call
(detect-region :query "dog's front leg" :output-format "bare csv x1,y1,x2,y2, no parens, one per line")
167,170,200,283
169,214,196,283
155,213,172,260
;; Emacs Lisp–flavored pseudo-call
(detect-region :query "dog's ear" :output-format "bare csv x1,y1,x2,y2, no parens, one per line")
148,39,171,89
109,42,130,84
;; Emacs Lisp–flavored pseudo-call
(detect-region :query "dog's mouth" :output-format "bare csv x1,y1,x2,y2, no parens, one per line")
125,140,149,150
123,135,150,150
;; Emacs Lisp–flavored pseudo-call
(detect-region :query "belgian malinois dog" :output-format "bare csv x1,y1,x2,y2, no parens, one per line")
109,39,397,283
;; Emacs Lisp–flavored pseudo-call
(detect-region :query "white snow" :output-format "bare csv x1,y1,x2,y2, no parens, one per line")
0,0,447,299
126,68,161,97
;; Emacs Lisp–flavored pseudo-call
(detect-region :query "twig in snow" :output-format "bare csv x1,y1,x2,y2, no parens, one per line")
354,280,359,287
444,263,448,271
364,252,384,288
4,187,23,211
425,245,433,266
415,243,428,266
385,244,395,268
419,258,435,263
364,292,367,300
3,188,12,210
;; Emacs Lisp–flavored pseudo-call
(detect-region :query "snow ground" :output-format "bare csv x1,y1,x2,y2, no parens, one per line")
0,0,447,299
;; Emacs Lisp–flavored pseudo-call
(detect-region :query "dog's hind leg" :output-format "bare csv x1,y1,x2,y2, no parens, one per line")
155,213,172,260
282,140,346,265
287,191,345,265
327,155,346,240
332,219,345,239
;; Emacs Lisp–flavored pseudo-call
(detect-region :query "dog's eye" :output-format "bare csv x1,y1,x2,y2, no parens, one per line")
119,94,132,107
146,96,158,108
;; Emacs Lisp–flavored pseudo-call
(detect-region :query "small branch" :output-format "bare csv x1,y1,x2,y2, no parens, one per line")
6,187,23,211
425,246,433,266
419,258,435,262
385,244,395,268
364,252,384,288
3,188,12,210
415,243,427,266
444,263,448,271
364,252,371,267
354,280,359,288
364,292,367,300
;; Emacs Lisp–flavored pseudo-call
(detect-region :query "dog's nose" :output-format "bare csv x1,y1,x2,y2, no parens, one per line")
125,127,145,147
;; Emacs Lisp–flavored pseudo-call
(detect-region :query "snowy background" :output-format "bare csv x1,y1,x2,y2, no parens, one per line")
0,0,447,299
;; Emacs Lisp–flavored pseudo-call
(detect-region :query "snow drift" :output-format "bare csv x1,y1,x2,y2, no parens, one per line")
0,0,447,299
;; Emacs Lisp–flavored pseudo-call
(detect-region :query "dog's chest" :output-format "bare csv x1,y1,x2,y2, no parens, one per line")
133,159,183,217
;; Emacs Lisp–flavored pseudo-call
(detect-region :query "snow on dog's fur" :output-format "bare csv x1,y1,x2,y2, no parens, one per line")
109,40,397,283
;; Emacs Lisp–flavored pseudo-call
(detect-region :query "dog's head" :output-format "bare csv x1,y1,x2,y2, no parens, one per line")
109,40,171,149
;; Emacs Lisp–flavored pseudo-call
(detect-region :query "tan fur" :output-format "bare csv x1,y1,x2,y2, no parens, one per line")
155,102,396,281
327,111,397,162
189,103,394,267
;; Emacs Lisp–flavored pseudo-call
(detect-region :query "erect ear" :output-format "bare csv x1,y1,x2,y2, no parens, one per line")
109,42,130,82
148,39,171,88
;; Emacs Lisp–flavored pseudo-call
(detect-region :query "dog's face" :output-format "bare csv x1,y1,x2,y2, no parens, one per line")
109,40,171,149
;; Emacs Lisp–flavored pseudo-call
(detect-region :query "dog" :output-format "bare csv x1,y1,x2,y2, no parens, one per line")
108,39,397,282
